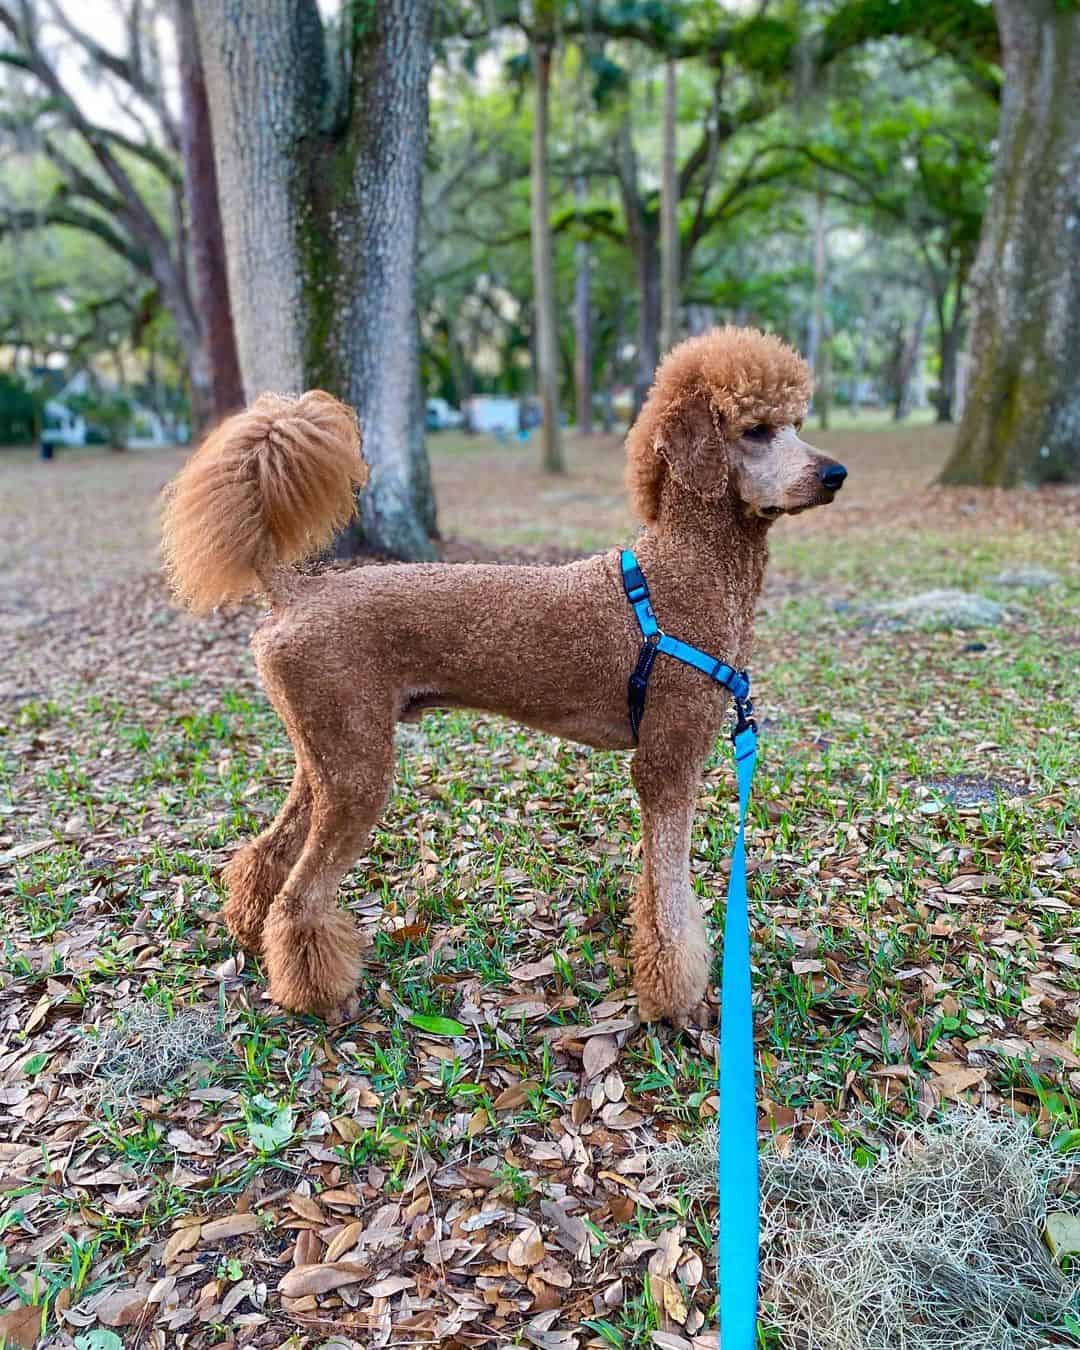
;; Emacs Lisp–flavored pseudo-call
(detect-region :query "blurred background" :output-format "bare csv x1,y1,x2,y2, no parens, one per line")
1,0,1075,559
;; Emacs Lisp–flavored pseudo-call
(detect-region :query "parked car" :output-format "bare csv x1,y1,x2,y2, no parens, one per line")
426,397,464,430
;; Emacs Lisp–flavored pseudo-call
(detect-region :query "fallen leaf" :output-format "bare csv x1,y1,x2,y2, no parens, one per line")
1046,1212,1080,1260
278,1262,368,1298
166,1127,218,1157
162,1225,202,1264
929,1062,987,1097
201,1212,259,1242
582,1034,619,1080
365,1275,416,1297
509,1224,546,1268
324,1221,363,1261
494,1080,536,1110
540,1199,590,1263
94,1288,146,1327
0,1305,41,1350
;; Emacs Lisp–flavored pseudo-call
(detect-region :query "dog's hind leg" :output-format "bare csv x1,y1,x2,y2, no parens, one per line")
630,730,714,1025
220,765,312,953
260,699,395,1020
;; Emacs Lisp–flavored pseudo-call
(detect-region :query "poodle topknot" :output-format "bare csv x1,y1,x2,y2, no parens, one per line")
626,326,813,523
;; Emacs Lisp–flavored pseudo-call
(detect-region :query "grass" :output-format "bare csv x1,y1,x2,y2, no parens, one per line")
0,427,1078,1346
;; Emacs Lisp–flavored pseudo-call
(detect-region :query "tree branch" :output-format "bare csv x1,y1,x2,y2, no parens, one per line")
0,201,147,268
43,0,181,152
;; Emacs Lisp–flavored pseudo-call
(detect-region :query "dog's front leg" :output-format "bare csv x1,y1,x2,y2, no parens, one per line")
630,729,714,1025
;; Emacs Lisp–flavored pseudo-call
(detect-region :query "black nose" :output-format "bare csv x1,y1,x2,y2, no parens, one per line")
818,462,848,491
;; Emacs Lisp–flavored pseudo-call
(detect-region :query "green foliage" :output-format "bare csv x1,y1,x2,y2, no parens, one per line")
66,389,132,450
0,371,37,444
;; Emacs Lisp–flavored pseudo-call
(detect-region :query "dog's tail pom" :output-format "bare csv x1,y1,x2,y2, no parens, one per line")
162,391,368,614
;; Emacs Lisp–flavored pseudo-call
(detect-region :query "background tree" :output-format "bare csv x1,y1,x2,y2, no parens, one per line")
941,0,1080,485
173,0,242,421
0,0,241,426
528,9,564,473
194,0,437,558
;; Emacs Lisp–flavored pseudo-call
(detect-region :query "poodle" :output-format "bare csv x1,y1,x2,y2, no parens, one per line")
162,326,846,1025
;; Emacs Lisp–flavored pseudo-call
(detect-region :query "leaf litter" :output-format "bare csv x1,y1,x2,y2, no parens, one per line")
0,437,1077,1347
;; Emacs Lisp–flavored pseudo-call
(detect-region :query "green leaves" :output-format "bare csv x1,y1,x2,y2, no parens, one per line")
406,1013,470,1037
75,1334,124,1350
244,1095,295,1153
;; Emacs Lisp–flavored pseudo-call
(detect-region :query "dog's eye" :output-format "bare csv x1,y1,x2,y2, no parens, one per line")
743,424,772,443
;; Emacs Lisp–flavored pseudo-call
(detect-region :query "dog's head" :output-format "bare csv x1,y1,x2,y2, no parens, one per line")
625,327,847,524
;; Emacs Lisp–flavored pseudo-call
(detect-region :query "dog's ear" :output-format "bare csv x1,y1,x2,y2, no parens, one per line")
656,396,729,502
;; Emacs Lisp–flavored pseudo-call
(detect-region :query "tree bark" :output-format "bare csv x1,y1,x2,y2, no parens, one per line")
810,190,829,429
573,177,593,435
195,0,437,557
660,56,679,356
174,0,244,425
613,114,661,416
634,227,661,414
193,0,323,397
932,277,965,423
530,35,564,473
342,5,438,554
941,0,1080,485
892,301,929,422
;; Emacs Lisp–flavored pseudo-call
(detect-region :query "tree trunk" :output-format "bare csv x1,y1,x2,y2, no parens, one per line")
194,0,437,558
614,111,660,414
634,224,661,415
193,0,324,397
530,36,564,473
174,0,244,426
892,301,929,421
933,279,965,423
660,56,679,356
941,0,1080,485
342,4,438,555
810,190,829,428
573,176,593,435
603,292,624,434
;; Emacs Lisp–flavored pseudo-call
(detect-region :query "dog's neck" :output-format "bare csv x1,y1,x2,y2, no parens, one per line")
633,475,770,661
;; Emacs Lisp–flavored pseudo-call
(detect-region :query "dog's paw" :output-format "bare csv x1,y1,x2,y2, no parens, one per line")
221,843,279,952
262,902,362,1017
323,992,364,1027
633,932,710,1026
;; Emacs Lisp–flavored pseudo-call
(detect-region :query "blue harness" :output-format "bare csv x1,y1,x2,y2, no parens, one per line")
620,549,760,1346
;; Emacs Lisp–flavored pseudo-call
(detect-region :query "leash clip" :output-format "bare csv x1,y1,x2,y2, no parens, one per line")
732,691,757,741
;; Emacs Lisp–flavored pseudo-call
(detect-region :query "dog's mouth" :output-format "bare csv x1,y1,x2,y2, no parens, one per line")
760,489,839,518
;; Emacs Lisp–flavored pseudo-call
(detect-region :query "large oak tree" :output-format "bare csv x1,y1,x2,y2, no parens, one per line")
194,0,437,558
941,0,1080,485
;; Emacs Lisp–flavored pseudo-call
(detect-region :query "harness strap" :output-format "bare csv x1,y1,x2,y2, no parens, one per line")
628,638,660,741
618,547,760,1344
619,551,752,720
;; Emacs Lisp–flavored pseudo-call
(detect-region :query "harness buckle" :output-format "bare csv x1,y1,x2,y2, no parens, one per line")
732,695,757,741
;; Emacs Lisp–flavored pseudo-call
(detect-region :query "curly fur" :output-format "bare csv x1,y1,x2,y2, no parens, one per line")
626,326,813,523
161,390,367,613
262,900,364,1017
163,326,843,1025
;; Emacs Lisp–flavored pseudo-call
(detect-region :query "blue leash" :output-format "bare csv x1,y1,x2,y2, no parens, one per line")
620,550,759,1345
